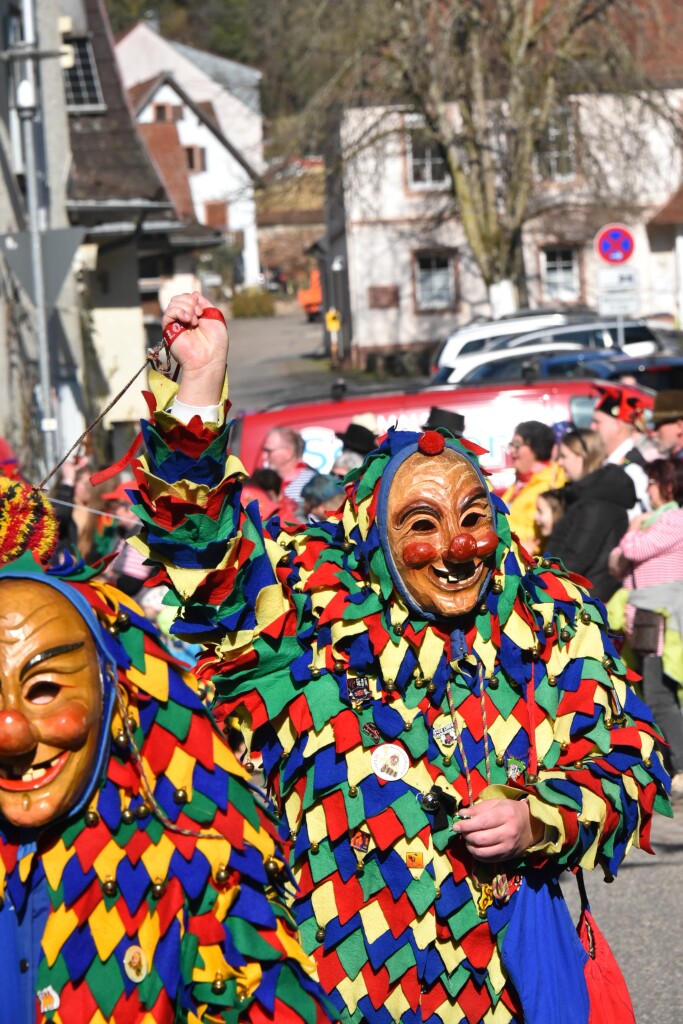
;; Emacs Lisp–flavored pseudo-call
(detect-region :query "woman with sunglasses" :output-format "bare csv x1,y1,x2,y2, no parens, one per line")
546,427,635,601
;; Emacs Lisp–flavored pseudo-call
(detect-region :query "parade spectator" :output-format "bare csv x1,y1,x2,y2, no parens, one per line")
101,480,154,597
262,426,318,513
51,454,113,562
649,389,683,459
501,420,565,554
546,428,635,602
423,406,465,436
534,488,566,548
608,457,683,795
127,293,668,1024
332,420,377,477
590,383,650,518
301,472,345,520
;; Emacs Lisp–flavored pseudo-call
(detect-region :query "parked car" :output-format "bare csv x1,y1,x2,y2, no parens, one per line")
231,378,654,495
432,316,666,383
438,341,588,385
297,269,322,321
454,348,625,385
429,308,597,377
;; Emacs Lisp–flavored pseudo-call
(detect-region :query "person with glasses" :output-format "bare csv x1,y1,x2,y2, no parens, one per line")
649,390,683,460
500,421,565,555
545,428,635,602
262,427,318,517
590,384,651,519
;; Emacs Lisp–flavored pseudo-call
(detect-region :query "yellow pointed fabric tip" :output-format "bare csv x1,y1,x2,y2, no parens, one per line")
42,906,80,966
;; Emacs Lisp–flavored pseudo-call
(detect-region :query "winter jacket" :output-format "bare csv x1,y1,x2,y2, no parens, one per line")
546,464,636,602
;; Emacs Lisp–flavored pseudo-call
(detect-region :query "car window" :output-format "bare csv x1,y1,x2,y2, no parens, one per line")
549,329,593,347
568,396,597,428
622,325,656,343
460,338,490,355
461,359,526,382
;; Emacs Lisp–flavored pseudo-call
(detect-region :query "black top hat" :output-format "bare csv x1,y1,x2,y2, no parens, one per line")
336,422,377,455
422,407,465,437
652,390,683,424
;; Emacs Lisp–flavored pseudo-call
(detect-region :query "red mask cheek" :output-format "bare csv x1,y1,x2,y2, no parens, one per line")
402,541,438,568
38,702,96,749
475,528,498,557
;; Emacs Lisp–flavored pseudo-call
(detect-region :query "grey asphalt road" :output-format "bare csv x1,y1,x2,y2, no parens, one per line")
227,309,681,1023
225,306,429,414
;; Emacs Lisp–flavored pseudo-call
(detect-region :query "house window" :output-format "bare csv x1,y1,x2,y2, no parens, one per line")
63,37,104,107
153,103,183,122
536,106,574,181
542,247,579,302
185,146,207,173
409,128,448,187
415,252,456,311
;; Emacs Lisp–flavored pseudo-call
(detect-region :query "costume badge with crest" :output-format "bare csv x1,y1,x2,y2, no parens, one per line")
432,714,456,752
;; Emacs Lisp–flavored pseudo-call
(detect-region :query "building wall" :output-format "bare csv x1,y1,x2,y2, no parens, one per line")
115,22,264,174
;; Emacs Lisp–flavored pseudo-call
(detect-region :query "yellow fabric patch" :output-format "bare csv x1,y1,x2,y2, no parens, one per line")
88,899,127,961
42,905,80,966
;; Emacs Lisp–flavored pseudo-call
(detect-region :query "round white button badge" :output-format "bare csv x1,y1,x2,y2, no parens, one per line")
371,743,410,781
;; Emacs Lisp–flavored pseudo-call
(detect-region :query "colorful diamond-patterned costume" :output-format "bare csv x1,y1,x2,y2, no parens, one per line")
0,552,331,1024
129,371,671,1024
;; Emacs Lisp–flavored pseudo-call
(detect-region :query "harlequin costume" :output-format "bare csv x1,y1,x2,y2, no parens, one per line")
129,370,670,1024
0,489,331,1022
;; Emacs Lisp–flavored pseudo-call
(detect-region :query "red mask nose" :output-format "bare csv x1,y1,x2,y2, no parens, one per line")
446,533,477,562
0,709,39,756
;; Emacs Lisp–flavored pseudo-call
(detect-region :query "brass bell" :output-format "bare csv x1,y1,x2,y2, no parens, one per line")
121,809,135,825
311,668,321,679
403,721,412,732
426,681,437,695
443,756,452,767
244,760,255,773
435,886,442,899
310,842,320,855
560,741,569,752
211,973,226,995
114,730,128,750
544,623,554,637
491,580,503,594
197,685,207,700
116,610,130,628
488,676,499,689
265,857,282,880
573,760,582,769
281,749,290,761
151,878,165,900
478,602,488,615
496,754,505,767
135,802,150,819
333,659,345,673
289,830,298,840
526,773,538,784
560,628,571,642
394,623,404,637
547,674,557,687
414,677,425,689
384,680,396,693
102,876,117,897
216,865,229,885
580,611,591,625
341,541,354,554
541,558,552,568
531,648,540,662
173,788,188,805
421,791,440,813
355,861,364,876
315,926,326,942
602,656,612,669
644,757,652,768
348,785,358,798
85,809,99,828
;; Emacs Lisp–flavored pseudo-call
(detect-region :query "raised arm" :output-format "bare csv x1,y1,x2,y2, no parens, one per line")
162,290,229,407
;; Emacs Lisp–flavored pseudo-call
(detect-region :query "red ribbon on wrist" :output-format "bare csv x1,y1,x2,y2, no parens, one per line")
162,306,226,348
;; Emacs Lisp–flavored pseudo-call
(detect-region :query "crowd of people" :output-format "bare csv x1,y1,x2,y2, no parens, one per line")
0,291,681,1023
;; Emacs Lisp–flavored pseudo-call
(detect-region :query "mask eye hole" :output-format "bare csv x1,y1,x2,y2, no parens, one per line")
461,510,485,529
25,681,61,706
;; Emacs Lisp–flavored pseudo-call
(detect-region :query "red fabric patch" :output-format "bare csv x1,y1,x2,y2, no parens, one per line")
332,710,361,755
366,807,405,851
322,790,349,843
363,962,392,1010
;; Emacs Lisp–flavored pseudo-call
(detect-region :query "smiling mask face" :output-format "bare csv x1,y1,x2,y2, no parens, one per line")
386,449,496,618
0,579,103,829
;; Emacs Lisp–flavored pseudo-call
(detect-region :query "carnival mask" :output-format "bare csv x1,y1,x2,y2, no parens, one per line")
386,448,497,617
0,579,103,828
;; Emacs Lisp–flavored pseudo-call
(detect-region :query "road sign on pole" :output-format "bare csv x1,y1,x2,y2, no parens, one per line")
597,266,639,318
595,223,635,265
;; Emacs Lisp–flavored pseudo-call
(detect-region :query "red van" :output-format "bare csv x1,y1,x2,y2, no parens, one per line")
232,379,654,492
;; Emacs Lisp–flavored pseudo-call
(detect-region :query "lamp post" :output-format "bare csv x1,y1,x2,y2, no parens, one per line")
16,0,57,471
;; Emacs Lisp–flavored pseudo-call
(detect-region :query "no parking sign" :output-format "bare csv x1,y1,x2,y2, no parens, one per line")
594,223,635,265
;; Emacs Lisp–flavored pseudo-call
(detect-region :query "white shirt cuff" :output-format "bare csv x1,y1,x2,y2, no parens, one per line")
170,398,221,424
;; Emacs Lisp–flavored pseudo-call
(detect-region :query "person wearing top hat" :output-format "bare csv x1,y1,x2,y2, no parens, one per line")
332,421,378,477
422,407,465,437
590,384,651,519
650,389,683,460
